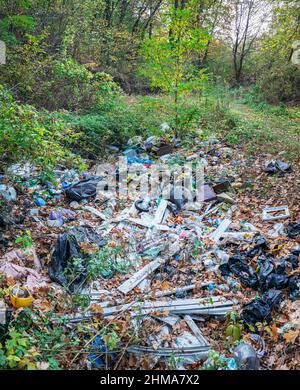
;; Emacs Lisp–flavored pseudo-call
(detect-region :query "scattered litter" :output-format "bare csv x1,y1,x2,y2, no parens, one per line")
286,222,300,239
262,160,291,174
267,223,284,239
0,185,17,202
9,286,33,309
210,218,231,243
233,343,259,370
262,205,290,221
0,133,299,370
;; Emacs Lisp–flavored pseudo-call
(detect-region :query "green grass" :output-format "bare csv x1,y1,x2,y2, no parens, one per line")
226,101,300,160
199,84,300,160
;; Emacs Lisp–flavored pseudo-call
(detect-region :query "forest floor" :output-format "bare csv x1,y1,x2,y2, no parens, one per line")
228,99,300,160
0,117,299,369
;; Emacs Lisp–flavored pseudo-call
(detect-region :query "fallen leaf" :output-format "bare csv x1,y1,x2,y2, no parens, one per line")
271,323,279,341
161,281,170,291
89,303,104,314
283,329,299,344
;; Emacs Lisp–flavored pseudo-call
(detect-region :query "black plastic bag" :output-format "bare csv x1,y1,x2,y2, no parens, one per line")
246,234,267,259
241,290,282,328
257,257,274,288
49,226,106,292
66,176,104,202
0,212,24,229
262,289,283,308
0,233,8,248
287,248,299,269
287,253,299,269
275,257,287,274
0,214,10,229
286,222,300,239
288,276,300,301
221,255,259,288
264,273,289,291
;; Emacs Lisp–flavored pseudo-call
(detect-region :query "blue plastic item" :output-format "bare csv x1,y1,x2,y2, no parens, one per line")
127,157,153,165
87,336,116,369
34,197,46,206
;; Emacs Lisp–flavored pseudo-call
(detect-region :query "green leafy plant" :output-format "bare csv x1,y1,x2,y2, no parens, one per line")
140,7,208,137
202,350,237,370
15,230,34,250
225,311,243,341
88,247,132,279
0,85,77,169
0,328,37,369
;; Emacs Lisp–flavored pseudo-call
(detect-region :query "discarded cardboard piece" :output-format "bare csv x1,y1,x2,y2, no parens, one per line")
203,185,217,202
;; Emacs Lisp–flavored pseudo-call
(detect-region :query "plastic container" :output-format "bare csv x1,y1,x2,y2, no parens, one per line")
9,286,33,309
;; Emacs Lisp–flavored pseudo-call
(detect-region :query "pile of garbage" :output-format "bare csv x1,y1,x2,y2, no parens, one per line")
0,135,299,370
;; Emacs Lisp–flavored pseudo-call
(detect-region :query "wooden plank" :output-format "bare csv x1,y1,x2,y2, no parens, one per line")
83,206,107,220
184,315,210,346
117,258,165,294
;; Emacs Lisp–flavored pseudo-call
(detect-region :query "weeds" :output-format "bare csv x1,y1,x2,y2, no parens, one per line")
15,230,34,251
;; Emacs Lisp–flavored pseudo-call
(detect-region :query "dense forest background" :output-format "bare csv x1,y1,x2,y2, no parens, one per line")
0,0,299,170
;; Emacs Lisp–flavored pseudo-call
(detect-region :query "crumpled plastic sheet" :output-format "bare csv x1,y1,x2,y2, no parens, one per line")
262,160,291,175
233,343,260,370
286,222,300,239
0,249,49,289
220,255,259,288
66,176,104,202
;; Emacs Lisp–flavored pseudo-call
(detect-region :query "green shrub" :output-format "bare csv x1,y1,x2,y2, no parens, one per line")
0,85,77,169
67,95,172,158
